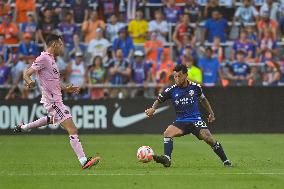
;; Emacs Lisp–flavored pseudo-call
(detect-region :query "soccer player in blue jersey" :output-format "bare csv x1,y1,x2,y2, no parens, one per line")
145,64,232,167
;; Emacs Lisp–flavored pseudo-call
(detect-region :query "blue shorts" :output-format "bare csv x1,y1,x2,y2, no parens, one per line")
172,120,208,140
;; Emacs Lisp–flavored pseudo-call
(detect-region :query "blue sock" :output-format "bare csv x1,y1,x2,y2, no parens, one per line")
164,137,173,160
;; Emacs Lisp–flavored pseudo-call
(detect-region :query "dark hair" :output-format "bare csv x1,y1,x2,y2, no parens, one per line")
205,46,213,52
174,64,188,74
46,34,62,47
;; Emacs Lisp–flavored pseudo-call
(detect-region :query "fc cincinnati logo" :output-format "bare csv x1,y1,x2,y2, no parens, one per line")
189,90,194,96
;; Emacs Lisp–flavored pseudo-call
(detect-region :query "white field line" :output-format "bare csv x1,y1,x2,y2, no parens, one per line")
1,172,284,176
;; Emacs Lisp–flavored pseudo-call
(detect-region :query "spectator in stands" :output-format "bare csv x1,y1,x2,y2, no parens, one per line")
37,8,59,44
204,10,229,43
152,48,174,84
71,0,89,24
204,0,222,19
20,12,37,40
0,34,11,64
164,0,182,24
257,11,278,40
260,0,279,22
257,28,278,60
87,28,111,63
66,52,88,99
18,33,39,64
131,50,151,84
15,0,36,23
179,42,198,64
130,50,151,97
5,53,29,99
0,55,10,85
182,54,202,84
211,36,224,63
100,0,117,21
198,47,222,87
173,14,195,49
82,10,106,43
148,9,169,43
0,14,19,45
106,14,126,43
88,56,106,100
144,32,164,63
184,0,202,23
246,25,258,54
68,34,87,59
233,0,259,24
262,50,282,86
0,0,10,18
231,30,254,61
128,9,148,46
108,49,131,98
112,27,135,59
58,12,77,47
227,50,253,86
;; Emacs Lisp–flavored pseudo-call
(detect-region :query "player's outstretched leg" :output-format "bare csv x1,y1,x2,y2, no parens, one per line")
199,129,232,167
61,118,100,169
13,116,52,133
153,125,183,167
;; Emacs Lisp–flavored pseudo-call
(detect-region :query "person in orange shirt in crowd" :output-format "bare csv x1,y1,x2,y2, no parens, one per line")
82,10,105,43
15,0,36,23
0,14,19,45
173,14,195,49
0,0,10,17
144,32,164,63
152,48,174,84
257,11,278,40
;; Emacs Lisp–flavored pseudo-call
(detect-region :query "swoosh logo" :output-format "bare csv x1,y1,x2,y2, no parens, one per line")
112,106,169,128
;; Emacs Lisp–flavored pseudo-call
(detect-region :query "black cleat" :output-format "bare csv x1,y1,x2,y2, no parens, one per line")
13,124,23,133
153,155,171,167
223,160,232,167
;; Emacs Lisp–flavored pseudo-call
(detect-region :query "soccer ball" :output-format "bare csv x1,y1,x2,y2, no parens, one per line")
137,146,154,163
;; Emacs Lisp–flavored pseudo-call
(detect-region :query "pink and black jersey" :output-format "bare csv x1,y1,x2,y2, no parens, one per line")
31,52,62,104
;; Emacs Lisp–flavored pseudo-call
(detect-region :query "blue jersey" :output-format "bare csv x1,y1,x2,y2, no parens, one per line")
158,82,205,122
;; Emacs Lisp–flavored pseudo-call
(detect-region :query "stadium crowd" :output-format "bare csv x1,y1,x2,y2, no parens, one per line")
0,0,284,100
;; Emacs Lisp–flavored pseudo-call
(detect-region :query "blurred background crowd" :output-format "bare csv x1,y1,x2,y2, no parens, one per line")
0,0,284,100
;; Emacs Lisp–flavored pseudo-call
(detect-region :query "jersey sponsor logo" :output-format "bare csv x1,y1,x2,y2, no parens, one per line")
175,97,194,105
112,106,169,128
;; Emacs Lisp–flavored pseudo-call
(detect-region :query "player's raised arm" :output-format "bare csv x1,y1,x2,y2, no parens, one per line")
23,67,36,89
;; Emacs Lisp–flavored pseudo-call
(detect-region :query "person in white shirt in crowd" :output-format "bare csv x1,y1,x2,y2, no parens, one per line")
66,52,88,99
233,0,259,24
148,9,169,43
106,14,126,43
87,27,111,64
260,0,280,21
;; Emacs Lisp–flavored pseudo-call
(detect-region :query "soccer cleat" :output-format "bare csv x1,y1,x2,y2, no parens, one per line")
223,160,232,167
13,124,23,133
82,156,101,169
153,155,171,167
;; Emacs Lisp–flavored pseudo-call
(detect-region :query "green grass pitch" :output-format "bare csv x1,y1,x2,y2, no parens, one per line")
0,134,283,189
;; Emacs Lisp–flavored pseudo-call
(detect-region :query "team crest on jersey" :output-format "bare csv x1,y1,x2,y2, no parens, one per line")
189,90,194,96
175,100,179,105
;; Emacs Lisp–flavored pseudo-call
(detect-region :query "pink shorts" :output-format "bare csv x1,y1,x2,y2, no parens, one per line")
43,102,72,125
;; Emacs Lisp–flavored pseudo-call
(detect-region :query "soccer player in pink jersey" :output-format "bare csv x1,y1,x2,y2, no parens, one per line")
13,34,100,169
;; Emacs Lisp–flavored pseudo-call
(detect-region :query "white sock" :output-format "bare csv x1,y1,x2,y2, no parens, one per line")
79,157,88,166
20,124,31,132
